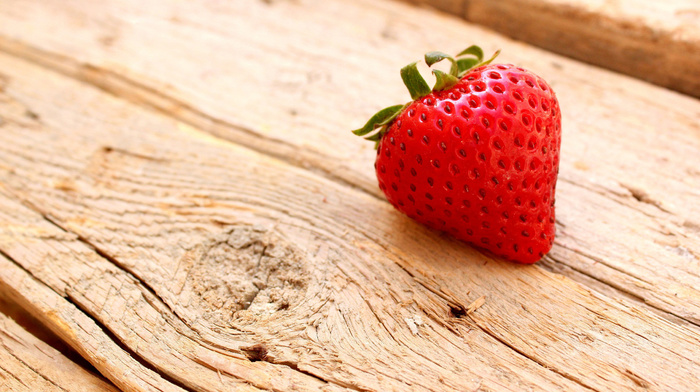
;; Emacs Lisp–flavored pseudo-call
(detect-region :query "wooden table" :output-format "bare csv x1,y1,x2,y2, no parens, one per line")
0,0,699,391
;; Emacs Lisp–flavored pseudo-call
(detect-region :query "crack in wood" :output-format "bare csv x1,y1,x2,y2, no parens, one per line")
0,361,31,388
0,285,103,377
618,182,672,214
62,291,198,392
27,208,203,340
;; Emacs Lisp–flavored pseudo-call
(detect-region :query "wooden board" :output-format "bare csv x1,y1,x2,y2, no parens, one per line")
0,0,699,390
400,0,700,98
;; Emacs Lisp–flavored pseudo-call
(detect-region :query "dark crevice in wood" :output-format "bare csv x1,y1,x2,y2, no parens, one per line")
449,304,467,318
240,343,269,362
618,182,672,214
0,289,108,383
62,291,198,392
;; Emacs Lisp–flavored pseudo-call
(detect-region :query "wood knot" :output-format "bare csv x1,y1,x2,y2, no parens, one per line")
181,225,310,326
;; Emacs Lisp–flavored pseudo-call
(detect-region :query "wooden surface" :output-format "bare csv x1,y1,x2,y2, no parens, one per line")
0,0,699,391
401,0,700,98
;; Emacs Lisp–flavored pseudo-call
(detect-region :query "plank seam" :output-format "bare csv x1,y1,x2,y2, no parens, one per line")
0,247,195,392
0,37,383,202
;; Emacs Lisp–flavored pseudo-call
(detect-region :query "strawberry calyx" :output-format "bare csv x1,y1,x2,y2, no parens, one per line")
352,45,500,146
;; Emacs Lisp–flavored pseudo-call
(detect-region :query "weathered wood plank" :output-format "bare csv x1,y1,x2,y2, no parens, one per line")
0,0,697,329
0,54,585,392
400,0,700,98
0,42,700,392
0,309,119,392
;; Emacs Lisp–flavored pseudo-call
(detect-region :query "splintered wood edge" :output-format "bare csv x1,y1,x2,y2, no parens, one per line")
0,258,188,392
399,0,700,98
0,310,119,392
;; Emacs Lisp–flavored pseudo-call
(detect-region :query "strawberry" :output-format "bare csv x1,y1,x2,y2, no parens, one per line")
353,46,561,263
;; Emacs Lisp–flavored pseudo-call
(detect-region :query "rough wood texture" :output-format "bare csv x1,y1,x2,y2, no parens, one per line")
0,0,698,391
0,310,119,392
400,0,700,98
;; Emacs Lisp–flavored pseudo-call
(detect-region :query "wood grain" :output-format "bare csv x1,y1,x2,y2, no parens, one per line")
0,53,587,392
0,42,700,391
0,0,697,328
400,0,700,98
0,0,698,390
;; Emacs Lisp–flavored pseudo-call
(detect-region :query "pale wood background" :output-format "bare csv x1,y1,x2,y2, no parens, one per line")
0,0,699,391
401,0,700,98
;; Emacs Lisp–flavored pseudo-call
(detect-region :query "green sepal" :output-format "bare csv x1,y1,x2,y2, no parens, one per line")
456,45,484,62
400,62,431,100
425,51,451,67
364,131,385,142
456,46,501,77
352,104,405,136
456,58,480,74
480,49,501,66
352,44,502,150
432,69,459,91
425,51,459,77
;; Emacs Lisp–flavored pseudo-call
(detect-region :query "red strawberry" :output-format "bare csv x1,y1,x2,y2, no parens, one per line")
353,46,561,263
